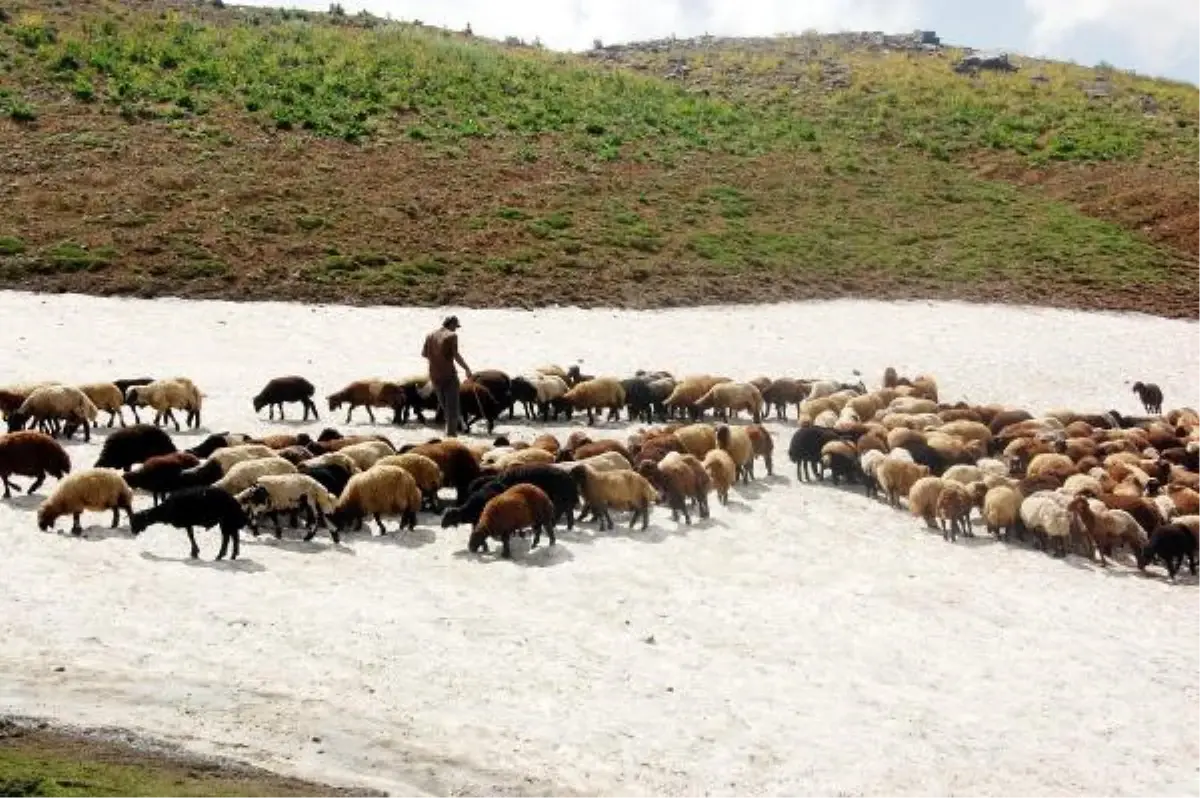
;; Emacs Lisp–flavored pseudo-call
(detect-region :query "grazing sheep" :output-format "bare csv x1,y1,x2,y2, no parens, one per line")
468,484,557,559
1068,495,1146,566
491,447,557,471
0,431,71,498
126,378,202,431
1167,485,1199,516
457,379,503,434
77,382,127,428
716,424,755,483
570,465,657,532
876,459,932,508
9,385,98,441
1019,492,1076,557
859,449,887,500
1131,381,1163,415
253,376,320,421
441,478,507,531
374,453,443,511
208,444,279,473
761,378,808,420
1137,519,1198,579
673,424,717,460
744,424,775,477
941,464,983,485
982,485,1022,539
665,376,729,421
622,377,655,424
130,485,247,560
336,440,395,471
469,370,513,418
252,432,313,451
908,476,947,528
481,464,581,530
36,468,134,535
788,427,845,482
122,451,201,505
296,461,355,498
1062,473,1104,498
553,451,634,476
530,434,561,455
94,424,177,472
567,440,633,466
561,377,626,425
694,382,764,423
820,440,861,486
236,473,339,541
637,451,709,524
213,456,298,495
326,379,406,424
1026,453,1078,483
936,481,974,542
329,464,422,535
702,449,737,506
407,440,482,504
187,432,254,459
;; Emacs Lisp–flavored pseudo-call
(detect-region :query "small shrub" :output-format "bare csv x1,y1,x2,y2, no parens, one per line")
0,236,27,256
71,75,95,102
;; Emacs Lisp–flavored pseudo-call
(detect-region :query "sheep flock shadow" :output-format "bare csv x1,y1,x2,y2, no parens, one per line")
452,539,575,568
139,551,267,573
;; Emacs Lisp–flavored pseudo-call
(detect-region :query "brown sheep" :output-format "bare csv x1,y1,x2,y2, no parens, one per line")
468,484,557,559
530,434,561,455
326,379,405,424
0,431,71,498
122,451,201,505
702,449,737,506
744,424,775,477
253,432,313,450
407,440,482,503
570,439,633,465
637,451,709,524
936,481,974,542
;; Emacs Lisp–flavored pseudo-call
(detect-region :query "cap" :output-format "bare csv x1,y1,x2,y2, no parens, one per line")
442,315,461,329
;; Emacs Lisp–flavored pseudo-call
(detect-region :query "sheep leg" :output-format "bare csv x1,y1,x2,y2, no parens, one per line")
70,513,84,536
27,474,46,494
374,513,387,536
402,509,417,530
586,408,594,426
366,406,377,424
273,512,285,539
183,527,199,558
500,533,512,559
1,476,14,498
345,406,354,424
166,408,181,432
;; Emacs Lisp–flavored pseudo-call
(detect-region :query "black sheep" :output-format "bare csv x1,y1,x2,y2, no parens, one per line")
253,376,320,421
297,462,354,498
509,376,539,419
787,427,844,482
459,380,503,435
1137,523,1198,580
1131,381,1163,415
174,458,223,489
94,424,177,472
441,478,507,529
187,432,252,459
130,486,248,560
470,370,512,418
897,439,951,476
485,464,579,530
399,382,440,424
622,377,654,424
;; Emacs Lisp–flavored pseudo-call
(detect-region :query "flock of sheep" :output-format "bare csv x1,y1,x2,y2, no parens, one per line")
0,368,1196,579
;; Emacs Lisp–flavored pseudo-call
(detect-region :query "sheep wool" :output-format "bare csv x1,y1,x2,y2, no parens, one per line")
37,468,134,534
702,449,737,506
237,473,339,541
331,464,422,536
571,465,658,532
214,456,298,495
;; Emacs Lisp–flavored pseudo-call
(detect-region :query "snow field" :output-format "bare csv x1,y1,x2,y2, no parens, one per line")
0,291,1197,796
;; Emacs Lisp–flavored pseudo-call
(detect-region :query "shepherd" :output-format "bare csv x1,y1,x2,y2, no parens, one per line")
421,315,474,437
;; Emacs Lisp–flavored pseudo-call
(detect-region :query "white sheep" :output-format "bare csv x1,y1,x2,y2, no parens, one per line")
492,447,557,470
975,458,1010,478
236,473,339,540
1019,491,1077,557
127,377,202,431
553,451,634,475
303,451,361,475
36,468,134,534
1062,473,1104,497
941,464,983,485
214,456,297,495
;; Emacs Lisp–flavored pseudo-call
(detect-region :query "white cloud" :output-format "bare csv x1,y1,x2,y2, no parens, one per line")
237,0,926,50
1023,0,1199,76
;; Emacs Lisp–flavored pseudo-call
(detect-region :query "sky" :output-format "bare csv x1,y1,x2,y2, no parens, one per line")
237,0,1199,84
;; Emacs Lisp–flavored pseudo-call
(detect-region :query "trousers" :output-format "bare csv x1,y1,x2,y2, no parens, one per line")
432,375,461,437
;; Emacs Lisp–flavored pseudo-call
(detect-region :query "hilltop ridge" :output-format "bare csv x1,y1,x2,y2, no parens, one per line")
0,0,1195,317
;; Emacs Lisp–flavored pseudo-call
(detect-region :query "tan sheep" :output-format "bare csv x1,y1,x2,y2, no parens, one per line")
302,451,361,476
561,377,626,425
127,378,202,431
210,444,279,474
702,449,737,506
694,382,764,423
329,464,422,535
1026,453,1078,483
36,468,134,534
877,459,932,508
374,453,443,502
715,424,754,482
213,456,298,495
674,423,717,459
982,485,1022,539
13,385,99,442
336,440,395,471
569,465,658,532
77,382,127,428
908,476,947,528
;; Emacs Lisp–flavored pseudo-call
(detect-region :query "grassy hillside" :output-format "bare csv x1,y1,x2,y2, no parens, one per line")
0,0,1195,317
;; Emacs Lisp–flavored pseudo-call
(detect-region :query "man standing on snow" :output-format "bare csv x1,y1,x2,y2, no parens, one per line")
421,315,473,437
